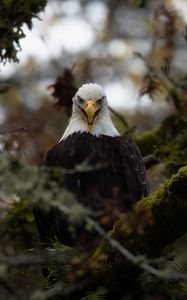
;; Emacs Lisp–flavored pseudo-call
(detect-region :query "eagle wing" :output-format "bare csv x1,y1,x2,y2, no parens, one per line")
34,134,149,248
119,134,149,202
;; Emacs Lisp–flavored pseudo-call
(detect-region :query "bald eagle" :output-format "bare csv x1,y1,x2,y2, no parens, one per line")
34,83,149,248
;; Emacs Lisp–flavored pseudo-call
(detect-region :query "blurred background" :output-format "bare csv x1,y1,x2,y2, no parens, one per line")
0,0,187,164
1,2,187,299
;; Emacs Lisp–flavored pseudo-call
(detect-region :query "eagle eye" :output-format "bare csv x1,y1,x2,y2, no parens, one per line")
97,96,104,104
78,96,84,104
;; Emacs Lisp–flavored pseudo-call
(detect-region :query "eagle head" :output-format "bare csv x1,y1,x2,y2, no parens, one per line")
72,83,108,131
61,83,119,139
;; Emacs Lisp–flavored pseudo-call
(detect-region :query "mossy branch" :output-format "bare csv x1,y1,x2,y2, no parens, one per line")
98,165,187,259
89,165,187,298
0,153,187,298
136,110,187,175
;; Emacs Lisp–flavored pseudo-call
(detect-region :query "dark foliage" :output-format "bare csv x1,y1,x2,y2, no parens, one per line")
0,0,47,63
48,69,78,116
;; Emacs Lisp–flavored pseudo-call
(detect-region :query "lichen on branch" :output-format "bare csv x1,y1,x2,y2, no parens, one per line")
136,110,187,175
0,153,187,299
90,165,187,298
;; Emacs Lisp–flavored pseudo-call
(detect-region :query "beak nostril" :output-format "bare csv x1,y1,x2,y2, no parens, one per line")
87,99,95,105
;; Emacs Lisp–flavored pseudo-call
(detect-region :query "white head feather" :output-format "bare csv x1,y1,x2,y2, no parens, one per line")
60,83,119,140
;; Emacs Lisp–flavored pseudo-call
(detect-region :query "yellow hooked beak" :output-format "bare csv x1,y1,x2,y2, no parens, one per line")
80,99,100,130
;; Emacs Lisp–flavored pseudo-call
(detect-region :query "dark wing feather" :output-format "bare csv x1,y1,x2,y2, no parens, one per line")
34,139,79,247
34,142,66,247
119,134,149,202
34,133,149,249
43,141,64,167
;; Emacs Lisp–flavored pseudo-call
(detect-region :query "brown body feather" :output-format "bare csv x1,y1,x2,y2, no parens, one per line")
34,132,149,249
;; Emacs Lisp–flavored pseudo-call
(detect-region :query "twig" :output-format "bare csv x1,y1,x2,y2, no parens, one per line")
109,106,129,129
0,121,45,135
43,161,109,175
49,201,187,281
42,280,88,300
1,191,186,283
134,52,182,110
0,278,20,300
0,250,72,267
42,282,64,299
85,217,163,278
86,217,187,280
0,83,9,93
143,154,158,169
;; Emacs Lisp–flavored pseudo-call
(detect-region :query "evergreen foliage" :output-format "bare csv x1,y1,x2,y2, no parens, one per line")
0,0,47,63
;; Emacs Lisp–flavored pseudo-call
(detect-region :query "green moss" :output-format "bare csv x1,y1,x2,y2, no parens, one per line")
138,165,187,254
91,166,187,298
135,127,161,156
136,110,187,175
81,287,107,300
155,130,187,175
0,153,72,251
139,273,187,300
1,152,187,298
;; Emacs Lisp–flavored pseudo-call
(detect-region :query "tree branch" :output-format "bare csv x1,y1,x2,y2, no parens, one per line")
42,199,187,281
109,106,130,130
0,250,73,267
143,153,158,169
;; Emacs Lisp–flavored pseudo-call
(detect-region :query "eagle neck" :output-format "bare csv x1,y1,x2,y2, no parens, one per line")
60,109,119,141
